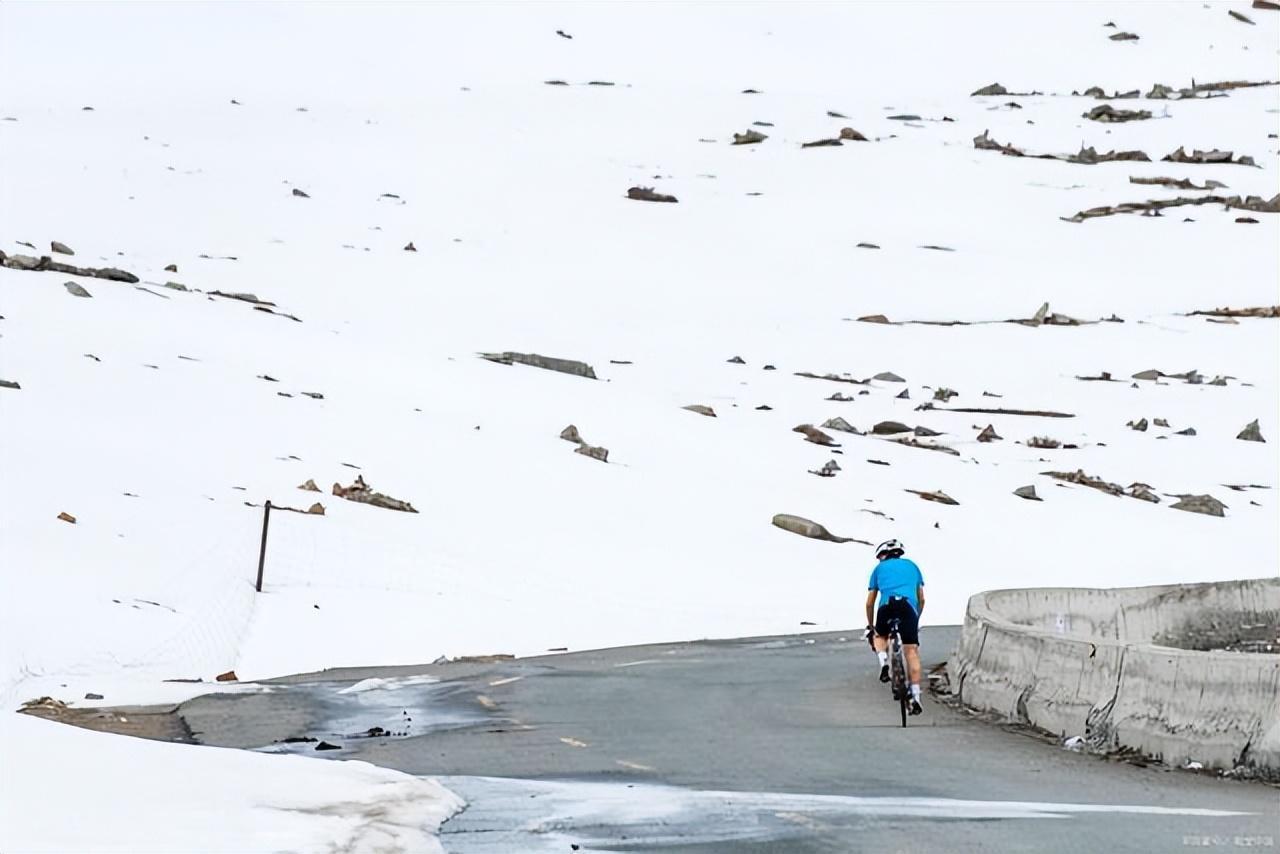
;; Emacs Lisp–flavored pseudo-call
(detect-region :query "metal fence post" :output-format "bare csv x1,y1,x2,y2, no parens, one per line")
255,500,272,592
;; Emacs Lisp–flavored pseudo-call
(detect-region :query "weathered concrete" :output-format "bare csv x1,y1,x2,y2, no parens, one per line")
952,579,1280,775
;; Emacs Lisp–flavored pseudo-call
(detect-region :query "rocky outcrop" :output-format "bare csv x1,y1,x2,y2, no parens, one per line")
63,281,92,298
976,424,1002,442
1013,485,1042,501
906,488,959,505
771,514,866,544
792,424,840,446
1187,305,1278,319
1063,192,1278,223
50,240,74,255
1171,494,1227,517
1162,147,1258,167
732,129,768,145
871,420,911,435
627,186,678,203
821,417,859,434
0,252,139,283
480,351,597,379
683,404,716,417
1083,104,1151,122
1237,420,1265,442
974,130,1149,164
298,479,320,492
332,476,418,513
559,424,608,462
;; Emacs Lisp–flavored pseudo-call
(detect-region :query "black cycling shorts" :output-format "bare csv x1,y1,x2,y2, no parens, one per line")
875,596,920,645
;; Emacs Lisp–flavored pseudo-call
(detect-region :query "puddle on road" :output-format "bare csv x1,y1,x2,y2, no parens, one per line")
254,673,490,756
434,776,1252,852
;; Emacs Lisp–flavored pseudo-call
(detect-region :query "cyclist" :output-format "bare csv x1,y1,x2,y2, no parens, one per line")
864,538,926,715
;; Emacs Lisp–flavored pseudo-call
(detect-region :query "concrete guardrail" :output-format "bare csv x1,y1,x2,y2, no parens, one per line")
950,579,1280,775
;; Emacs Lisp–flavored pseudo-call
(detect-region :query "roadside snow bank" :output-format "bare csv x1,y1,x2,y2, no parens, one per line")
0,713,461,854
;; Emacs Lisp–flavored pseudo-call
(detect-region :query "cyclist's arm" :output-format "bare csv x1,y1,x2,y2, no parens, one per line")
916,585,925,618
865,589,877,626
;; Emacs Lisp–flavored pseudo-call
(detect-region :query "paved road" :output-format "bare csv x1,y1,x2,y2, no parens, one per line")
182,628,1277,853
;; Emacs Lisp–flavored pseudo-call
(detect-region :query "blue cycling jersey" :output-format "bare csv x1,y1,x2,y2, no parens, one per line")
868,557,924,614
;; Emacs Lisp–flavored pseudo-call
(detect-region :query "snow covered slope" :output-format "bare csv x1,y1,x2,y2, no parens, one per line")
1,0,1276,704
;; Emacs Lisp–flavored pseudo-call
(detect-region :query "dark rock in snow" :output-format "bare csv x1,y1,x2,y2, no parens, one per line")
50,241,74,255
683,404,716,417
63,281,92,298
872,421,912,435
291,188,310,198
627,186,678,203
1014,485,1042,501
1237,419,1265,442
771,514,867,544
1171,494,1227,517
480,351,597,379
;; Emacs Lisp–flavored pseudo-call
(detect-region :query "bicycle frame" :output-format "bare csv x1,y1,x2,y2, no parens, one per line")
887,617,909,727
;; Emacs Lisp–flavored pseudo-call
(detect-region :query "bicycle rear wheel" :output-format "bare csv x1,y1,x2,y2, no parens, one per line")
899,691,908,727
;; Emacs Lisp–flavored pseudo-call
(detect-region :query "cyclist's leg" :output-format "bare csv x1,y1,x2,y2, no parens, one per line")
898,602,924,711
872,605,891,681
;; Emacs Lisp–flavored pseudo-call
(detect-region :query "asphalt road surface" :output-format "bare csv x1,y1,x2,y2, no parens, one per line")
181,627,1278,853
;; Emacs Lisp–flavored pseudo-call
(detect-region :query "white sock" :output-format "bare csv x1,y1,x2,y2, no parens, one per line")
877,652,888,666
910,684,921,699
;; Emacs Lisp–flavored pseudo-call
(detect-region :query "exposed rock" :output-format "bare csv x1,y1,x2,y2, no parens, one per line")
1083,104,1151,122
801,137,844,148
1027,436,1061,449
872,420,912,435
1187,305,1279,319
480,351,597,379
1129,176,1226,191
1253,0,1280,9
627,186,678,203
306,502,326,515
771,513,866,544
1162,147,1258,167
1175,427,1198,436
896,389,909,400
856,242,880,249
826,393,856,402
732,129,768,145
933,388,957,402
163,281,188,291
84,693,104,700
683,404,716,417
919,245,955,252
809,460,841,478
332,475,418,513
63,281,92,298
755,405,772,411
893,437,959,456
1153,418,1170,428
821,417,859,434
857,314,891,324
1228,9,1255,23
839,127,868,142
1076,371,1116,382
404,241,417,252
827,110,848,118
906,488,959,506
795,371,867,385
291,188,310,198
1171,494,1227,517
0,253,140,283
913,425,942,437
1013,485,1042,501
215,670,238,682
298,479,320,492
315,741,342,751
0,380,21,390
57,511,76,524
209,290,271,305
973,130,1150,165
867,459,890,466
1127,417,1148,432
763,364,776,371
301,392,324,400
727,355,746,364
1063,191,1278,223
50,241,74,255
976,424,1002,442
1109,31,1139,40
792,424,840,446
1127,483,1160,503
932,405,1074,418
559,424,582,443
1042,469,1124,496
872,371,905,383
574,443,609,463
1237,419,1265,442
971,82,1008,96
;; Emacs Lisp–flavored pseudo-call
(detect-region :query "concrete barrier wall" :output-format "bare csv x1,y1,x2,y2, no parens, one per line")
951,579,1280,774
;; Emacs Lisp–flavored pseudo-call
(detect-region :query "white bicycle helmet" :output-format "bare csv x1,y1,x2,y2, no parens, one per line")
875,538,905,560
